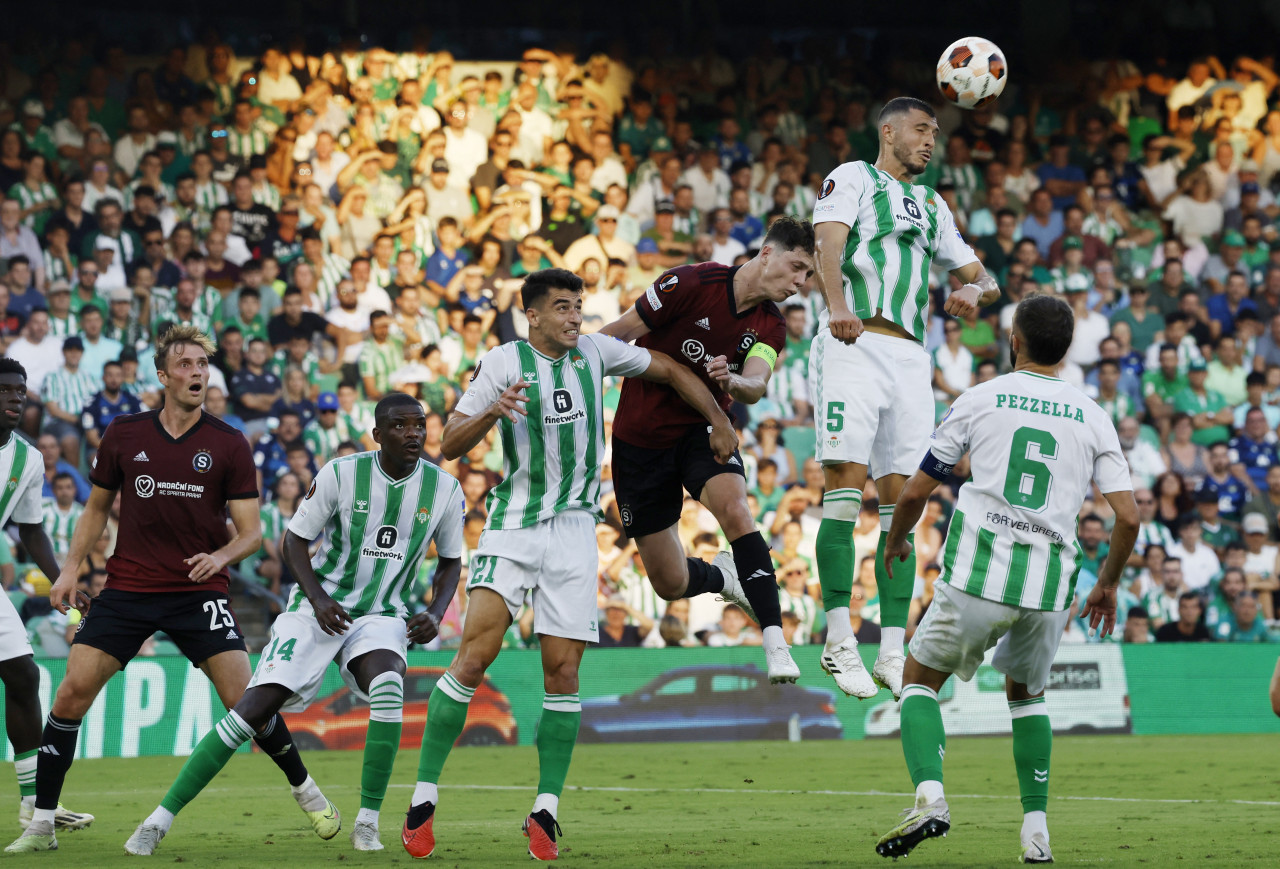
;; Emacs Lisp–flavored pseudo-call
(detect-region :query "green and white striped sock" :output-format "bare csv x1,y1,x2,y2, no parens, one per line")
361,671,404,814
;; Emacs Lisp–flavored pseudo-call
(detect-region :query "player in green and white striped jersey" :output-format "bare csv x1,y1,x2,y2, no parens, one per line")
42,474,83,559
0,358,94,833
872,295,1139,864
130,394,464,854
810,96,1003,702
402,269,736,860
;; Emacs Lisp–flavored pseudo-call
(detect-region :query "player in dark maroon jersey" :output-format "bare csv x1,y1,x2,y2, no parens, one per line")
601,217,815,683
7,327,340,854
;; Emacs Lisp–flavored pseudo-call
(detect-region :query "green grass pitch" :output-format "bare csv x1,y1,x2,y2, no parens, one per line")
17,734,1277,866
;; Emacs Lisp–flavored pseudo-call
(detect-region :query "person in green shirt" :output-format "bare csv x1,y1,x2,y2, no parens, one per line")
1195,489,1240,558
1172,358,1233,446
1142,343,1188,434
1077,514,1110,578
1225,593,1274,642
957,310,998,364
751,458,786,522
1206,567,1247,639
1095,359,1139,426
1109,284,1165,353
218,287,269,343
1205,335,1248,407
358,311,405,400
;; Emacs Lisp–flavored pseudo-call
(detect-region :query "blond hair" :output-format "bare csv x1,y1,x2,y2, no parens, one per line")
153,324,217,373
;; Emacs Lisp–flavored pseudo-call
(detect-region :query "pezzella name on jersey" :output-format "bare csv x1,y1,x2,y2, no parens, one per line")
995,393,1086,423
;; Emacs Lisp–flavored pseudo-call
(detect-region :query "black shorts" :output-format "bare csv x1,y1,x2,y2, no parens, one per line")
612,427,745,538
73,588,247,667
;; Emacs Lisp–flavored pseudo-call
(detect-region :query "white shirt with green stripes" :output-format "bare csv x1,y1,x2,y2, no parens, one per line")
285,452,465,619
455,335,651,530
813,160,977,341
0,435,45,528
927,371,1131,612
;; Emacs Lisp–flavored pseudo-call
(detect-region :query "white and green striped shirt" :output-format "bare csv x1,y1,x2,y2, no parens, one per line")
0,435,45,528
455,335,651,530
252,182,281,211
303,417,355,465
813,160,977,341
312,253,351,308
286,452,465,618
7,180,57,233
42,250,74,286
358,338,405,397
928,371,1131,612
42,501,83,558
194,181,229,213
42,367,97,418
227,125,270,160
123,179,175,210
48,312,79,338
340,403,375,446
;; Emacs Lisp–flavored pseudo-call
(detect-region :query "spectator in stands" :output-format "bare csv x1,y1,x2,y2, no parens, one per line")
1155,591,1212,642
1173,358,1232,446
1122,605,1152,643
1228,407,1280,494
1168,514,1221,591
1207,567,1248,638
1118,418,1167,490
1202,440,1251,518
1241,512,1280,618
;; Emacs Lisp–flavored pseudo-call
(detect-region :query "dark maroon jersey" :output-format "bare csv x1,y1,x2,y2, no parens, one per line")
90,410,258,594
613,262,786,448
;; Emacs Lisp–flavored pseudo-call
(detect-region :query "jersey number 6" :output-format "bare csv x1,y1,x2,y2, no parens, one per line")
1003,426,1058,513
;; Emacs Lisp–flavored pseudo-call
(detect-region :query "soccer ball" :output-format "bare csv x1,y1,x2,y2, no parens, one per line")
936,37,1008,110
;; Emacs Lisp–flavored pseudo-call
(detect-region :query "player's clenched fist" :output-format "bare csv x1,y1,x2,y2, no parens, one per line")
489,379,531,422
828,308,865,344
943,283,983,319
708,421,739,464
705,355,732,389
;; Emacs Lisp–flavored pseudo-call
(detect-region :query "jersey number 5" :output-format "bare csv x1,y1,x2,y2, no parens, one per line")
1004,426,1058,513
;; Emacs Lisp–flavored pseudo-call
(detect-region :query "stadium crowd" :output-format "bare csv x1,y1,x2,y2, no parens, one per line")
1,35,1278,656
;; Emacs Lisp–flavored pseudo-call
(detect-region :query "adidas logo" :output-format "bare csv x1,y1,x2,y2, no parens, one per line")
134,451,149,462
727,456,741,466
225,629,239,640
695,317,711,330
38,746,59,756
747,569,772,581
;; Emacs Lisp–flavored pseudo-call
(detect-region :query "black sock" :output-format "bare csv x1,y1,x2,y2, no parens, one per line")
253,714,309,787
730,531,783,630
34,715,80,811
681,557,725,597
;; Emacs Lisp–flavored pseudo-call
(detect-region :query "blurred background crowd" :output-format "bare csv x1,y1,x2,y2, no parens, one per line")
4,2,1280,655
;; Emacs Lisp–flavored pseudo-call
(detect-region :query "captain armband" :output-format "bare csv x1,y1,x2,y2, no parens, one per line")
744,342,779,369
920,450,955,481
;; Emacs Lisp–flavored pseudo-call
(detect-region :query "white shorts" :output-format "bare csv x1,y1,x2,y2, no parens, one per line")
909,582,1072,695
810,329,934,477
467,509,599,643
0,593,33,662
246,603,408,713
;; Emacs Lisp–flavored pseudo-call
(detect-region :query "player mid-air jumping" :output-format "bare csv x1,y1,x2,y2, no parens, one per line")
874,294,1138,863
602,216,816,683
810,97,1001,699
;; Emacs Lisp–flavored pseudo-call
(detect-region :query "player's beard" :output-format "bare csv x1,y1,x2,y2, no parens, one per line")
894,141,928,177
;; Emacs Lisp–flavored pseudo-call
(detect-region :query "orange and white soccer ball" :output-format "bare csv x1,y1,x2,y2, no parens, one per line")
936,37,1008,109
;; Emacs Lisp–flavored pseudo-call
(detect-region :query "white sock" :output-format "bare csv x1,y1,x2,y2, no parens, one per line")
825,607,852,645
144,806,175,833
356,807,379,826
915,780,945,807
291,775,328,812
412,781,438,807
1022,810,1048,840
532,793,559,819
880,626,905,658
761,625,786,649
31,807,55,826
20,795,34,809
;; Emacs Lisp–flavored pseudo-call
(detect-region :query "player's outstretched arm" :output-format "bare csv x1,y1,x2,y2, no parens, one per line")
640,350,738,462
883,469,941,578
283,530,351,635
48,484,114,613
599,306,650,343
1082,489,1140,639
440,380,530,460
945,262,1001,319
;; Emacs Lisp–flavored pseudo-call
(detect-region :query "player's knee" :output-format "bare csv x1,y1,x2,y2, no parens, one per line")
1271,684,1280,718
542,660,579,696
51,678,98,720
0,655,39,696
451,652,493,689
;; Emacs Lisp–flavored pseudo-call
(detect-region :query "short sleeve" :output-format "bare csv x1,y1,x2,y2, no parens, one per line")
585,333,652,379
811,162,863,227
933,199,980,272
454,345,509,417
432,475,465,559
224,428,259,500
11,454,44,525
634,265,695,332
288,461,339,540
1092,417,1134,494
89,419,123,490
927,390,975,465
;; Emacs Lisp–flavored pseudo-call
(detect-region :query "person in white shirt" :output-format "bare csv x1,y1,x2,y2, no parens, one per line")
1166,515,1221,591
308,131,349,196
442,101,488,191
113,105,156,183
5,311,63,416
708,208,746,265
1064,276,1110,369
588,131,627,195
512,83,553,165
256,48,302,110
1165,57,1219,125
325,280,372,365
52,97,106,166
562,204,635,272
681,146,732,214
424,158,474,227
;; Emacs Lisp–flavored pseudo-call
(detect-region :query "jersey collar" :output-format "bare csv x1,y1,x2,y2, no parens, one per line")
152,408,208,444
1015,370,1062,383
724,264,752,319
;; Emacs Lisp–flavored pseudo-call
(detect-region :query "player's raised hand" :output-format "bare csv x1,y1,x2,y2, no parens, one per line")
184,551,228,583
707,421,739,464
705,355,733,389
1081,582,1119,639
943,284,983,319
312,593,353,636
828,308,864,345
491,379,531,422
406,610,441,645
882,537,912,579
